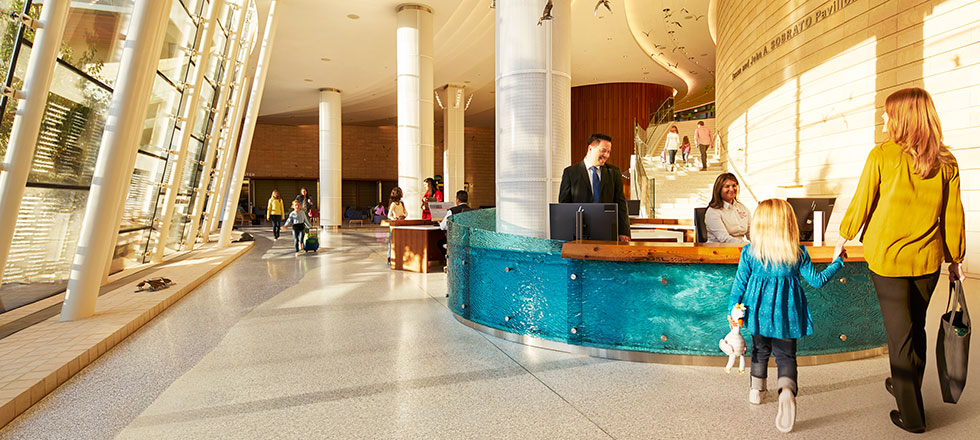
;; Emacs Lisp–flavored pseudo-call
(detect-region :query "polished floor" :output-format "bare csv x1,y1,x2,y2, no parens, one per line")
1,228,978,439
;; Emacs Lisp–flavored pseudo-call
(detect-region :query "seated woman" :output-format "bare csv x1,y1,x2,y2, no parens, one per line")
705,173,751,243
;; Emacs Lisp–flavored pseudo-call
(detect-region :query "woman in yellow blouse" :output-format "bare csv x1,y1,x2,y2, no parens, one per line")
834,88,965,433
266,189,285,239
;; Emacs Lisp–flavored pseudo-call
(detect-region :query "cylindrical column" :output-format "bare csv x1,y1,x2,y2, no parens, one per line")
185,1,248,250
206,75,249,236
318,88,342,228
396,4,433,219
61,0,174,321
0,1,71,287
442,83,465,197
495,0,571,237
151,0,225,262
219,0,282,247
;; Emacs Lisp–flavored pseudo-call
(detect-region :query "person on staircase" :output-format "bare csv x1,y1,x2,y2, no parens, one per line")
664,126,681,172
705,173,751,243
695,120,713,171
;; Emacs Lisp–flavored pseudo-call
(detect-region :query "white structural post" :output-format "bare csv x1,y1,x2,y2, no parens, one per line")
185,1,247,250
495,0,571,237
318,88,342,228
206,75,249,237
61,0,174,321
0,1,71,287
442,83,465,197
396,4,433,219
219,0,281,247
151,0,225,262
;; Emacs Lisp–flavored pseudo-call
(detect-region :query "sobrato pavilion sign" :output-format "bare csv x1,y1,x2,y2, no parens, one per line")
730,0,858,81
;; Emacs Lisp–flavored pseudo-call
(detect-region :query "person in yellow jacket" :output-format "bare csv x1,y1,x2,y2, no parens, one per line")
834,88,965,434
266,189,285,239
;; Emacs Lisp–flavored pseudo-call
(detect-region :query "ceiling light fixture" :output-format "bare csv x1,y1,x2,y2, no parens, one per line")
347,14,359,19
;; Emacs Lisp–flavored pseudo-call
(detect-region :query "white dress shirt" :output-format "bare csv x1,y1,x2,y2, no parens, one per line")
664,132,680,151
582,158,601,195
705,200,751,243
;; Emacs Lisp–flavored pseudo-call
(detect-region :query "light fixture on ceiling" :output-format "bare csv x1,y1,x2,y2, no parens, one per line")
347,14,359,19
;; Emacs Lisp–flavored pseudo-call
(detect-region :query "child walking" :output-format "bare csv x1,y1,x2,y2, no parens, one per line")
283,200,312,256
728,198,844,432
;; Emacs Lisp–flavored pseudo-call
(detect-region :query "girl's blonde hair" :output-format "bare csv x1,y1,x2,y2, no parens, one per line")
884,87,953,178
750,199,800,265
291,200,300,209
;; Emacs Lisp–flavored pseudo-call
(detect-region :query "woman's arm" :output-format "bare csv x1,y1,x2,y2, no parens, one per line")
798,247,844,288
839,148,882,240
705,208,745,243
729,247,753,310
941,163,965,265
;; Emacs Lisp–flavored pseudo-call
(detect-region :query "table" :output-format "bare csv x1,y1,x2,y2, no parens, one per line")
389,225,446,273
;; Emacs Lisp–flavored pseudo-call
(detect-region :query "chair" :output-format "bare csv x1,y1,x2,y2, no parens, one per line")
694,207,708,243
236,208,256,227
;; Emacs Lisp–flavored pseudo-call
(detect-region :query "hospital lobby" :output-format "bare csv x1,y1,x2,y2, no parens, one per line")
0,0,978,438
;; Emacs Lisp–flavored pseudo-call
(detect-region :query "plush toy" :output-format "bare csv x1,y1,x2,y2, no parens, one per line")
719,303,747,374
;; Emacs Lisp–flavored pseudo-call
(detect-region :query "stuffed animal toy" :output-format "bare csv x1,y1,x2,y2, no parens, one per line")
719,303,747,374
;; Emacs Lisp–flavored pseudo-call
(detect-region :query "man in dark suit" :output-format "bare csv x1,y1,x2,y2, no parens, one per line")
558,134,631,242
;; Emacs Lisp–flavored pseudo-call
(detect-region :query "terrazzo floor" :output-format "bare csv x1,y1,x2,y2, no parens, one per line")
1,228,978,439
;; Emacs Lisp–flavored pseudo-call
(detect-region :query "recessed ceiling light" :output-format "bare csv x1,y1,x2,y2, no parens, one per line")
347,14,359,19
304,79,313,82
320,57,331,62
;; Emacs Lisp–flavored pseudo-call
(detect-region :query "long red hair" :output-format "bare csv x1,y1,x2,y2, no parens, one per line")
883,88,953,178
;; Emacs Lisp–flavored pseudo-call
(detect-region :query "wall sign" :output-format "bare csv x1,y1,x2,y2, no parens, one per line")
730,0,858,81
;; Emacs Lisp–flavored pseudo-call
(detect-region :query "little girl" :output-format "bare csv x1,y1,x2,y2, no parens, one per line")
283,200,312,256
680,135,692,165
728,198,844,433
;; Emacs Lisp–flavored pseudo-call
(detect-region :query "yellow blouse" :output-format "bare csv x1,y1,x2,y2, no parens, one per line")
840,141,965,277
267,198,285,216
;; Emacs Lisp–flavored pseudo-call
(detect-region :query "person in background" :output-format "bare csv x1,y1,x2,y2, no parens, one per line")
295,188,314,214
834,87,965,434
664,125,680,172
695,120,713,171
729,198,844,433
439,190,473,231
705,173,751,243
558,133,631,242
266,189,284,239
421,177,443,220
680,135,692,167
282,200,312,256
388,187,407,220
373,202,386,224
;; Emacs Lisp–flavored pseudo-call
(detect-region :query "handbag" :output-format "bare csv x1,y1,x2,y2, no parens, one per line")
937,279,971,403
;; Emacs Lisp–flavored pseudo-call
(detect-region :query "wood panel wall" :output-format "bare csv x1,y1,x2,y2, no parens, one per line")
570,83,674,197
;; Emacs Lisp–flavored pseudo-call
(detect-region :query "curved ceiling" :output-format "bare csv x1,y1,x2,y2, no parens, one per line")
254,0,715,125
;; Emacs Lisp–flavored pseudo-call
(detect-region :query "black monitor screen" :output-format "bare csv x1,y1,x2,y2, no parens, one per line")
549,203,618,241
627,200,640,216
786,197,836,242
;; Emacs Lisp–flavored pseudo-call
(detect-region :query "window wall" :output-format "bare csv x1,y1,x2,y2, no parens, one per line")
0,0,259,312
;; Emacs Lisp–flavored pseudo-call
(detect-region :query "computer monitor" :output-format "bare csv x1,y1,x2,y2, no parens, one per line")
786,197,836,242
428,202,453,220
549,203,619,241
627,200,641,216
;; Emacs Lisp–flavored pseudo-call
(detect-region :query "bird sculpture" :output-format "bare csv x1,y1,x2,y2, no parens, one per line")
594,0,612,16
537,0,553,25
135,277,175,292
670,21,682,27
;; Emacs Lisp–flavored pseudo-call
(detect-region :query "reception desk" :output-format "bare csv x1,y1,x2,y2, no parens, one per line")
384,220,445,273
446,209,886,365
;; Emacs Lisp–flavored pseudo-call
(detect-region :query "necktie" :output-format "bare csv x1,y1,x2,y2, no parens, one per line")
591,166,600,203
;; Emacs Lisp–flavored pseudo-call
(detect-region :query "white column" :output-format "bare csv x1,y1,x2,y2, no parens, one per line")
396,4,433,219
318,88,342,228
219,0,281,247
206,75,250,237
495,0,571,238
442,83,465,198
151,0,225,262
61,0,173,321
185,1,248,250
0,1,71,287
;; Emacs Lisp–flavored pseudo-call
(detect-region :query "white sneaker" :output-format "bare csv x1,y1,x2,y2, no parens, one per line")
749,388,766,405
775,389,796,432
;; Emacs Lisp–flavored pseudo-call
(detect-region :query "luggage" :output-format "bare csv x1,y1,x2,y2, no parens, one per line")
937,280,971,403
304,227,319,252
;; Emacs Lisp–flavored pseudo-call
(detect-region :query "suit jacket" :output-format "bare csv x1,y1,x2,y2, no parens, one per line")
558,162,630,238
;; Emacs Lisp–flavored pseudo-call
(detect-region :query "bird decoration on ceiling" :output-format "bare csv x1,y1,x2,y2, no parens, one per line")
670,21,682,27
662,8,672,18
594,0,612,16
672,46,685,52
538,0,553,25
654,43,666,49
642,29,652,37
668,62,678,68
695,15,704,20
680,8,690,14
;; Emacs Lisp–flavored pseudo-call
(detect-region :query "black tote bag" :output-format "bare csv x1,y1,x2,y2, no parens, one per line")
937,280,971,404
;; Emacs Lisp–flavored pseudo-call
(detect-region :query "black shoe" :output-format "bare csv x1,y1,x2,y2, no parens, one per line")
890,410,925,433
885,377,894,397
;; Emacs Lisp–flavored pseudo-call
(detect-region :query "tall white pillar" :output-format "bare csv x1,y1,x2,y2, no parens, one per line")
61,0,173,321
219,0,282,247
318,88,342,228
151,0,225,262
206,75,250,236
185,0,248,250
0,0,71,287
396,4,433,219
495,0,571,237
442,83,465,198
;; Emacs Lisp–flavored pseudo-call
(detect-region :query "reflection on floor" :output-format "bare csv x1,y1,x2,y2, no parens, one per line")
1,228,978,439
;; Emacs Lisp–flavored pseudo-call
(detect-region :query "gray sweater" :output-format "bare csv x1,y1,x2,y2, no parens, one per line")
282,210,311,228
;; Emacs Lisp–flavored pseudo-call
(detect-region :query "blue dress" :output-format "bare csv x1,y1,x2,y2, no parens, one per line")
728,245,844,339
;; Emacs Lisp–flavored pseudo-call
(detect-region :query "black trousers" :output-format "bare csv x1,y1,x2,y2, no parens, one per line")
269,214,282,238
750,335,798,388
871,271,940,429
698,144,710,168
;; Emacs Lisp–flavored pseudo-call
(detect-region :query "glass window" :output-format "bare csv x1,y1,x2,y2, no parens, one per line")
139,74,182,157
158,1,197,84
60,1,136,86
205,27,227,82
1,187,88,285
192,81,215,137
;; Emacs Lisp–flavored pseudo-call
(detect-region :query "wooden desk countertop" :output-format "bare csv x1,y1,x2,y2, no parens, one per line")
381,219,437,227
561,241,865,264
